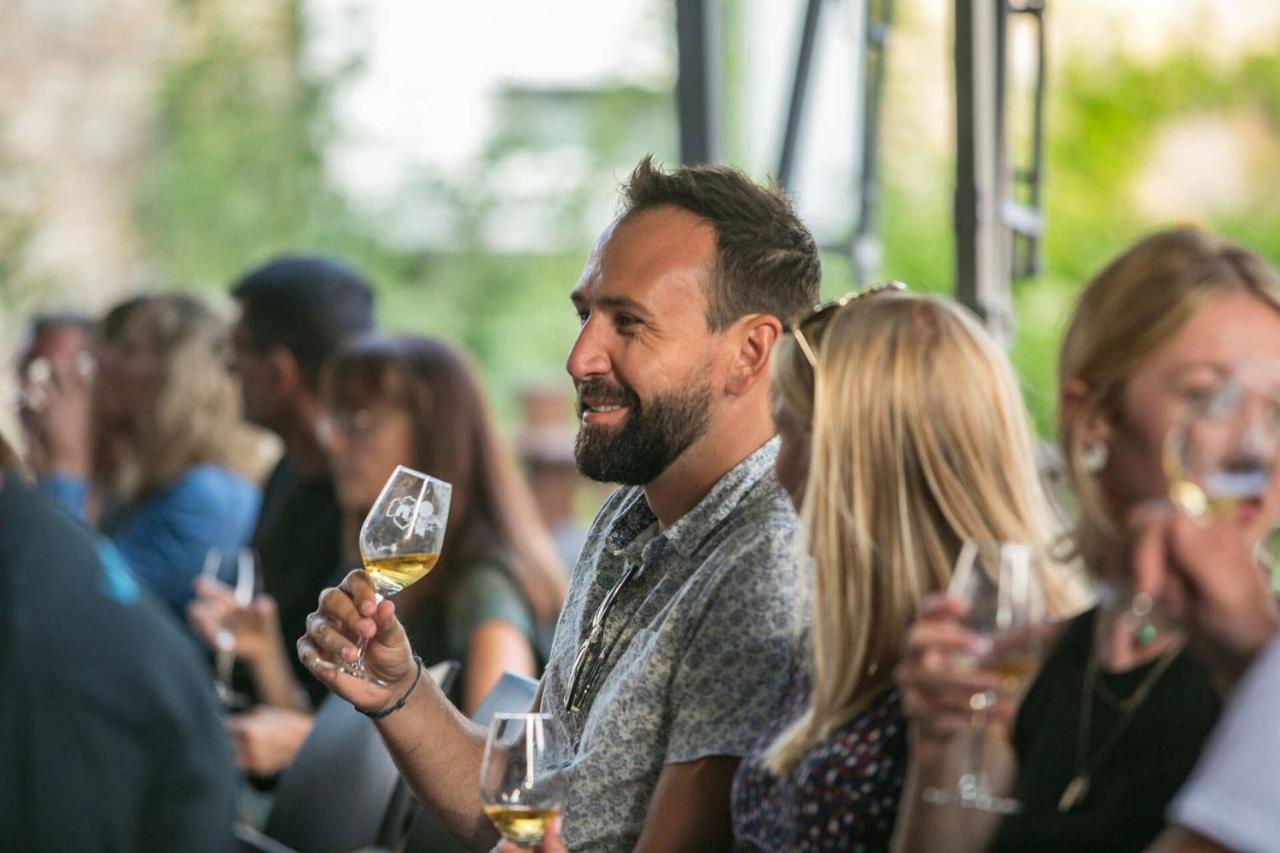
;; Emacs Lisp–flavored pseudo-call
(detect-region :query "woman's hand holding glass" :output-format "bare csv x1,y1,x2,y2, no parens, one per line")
899,541,1052,813
187,577,281,667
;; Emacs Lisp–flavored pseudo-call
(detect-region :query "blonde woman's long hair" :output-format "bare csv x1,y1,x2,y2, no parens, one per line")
765,291,1070,774
104,294,257,500
1059,228,1280,573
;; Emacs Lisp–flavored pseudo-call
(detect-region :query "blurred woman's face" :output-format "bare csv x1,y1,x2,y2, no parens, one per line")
772,395,810,510
322,398,416,516
94,313,163,430
1098,290,1280,545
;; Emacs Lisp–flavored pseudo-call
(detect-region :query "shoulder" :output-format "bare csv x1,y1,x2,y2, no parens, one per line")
162,466,261,517
690,478,803,607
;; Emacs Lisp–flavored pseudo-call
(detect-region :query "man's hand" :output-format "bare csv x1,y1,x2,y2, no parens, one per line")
296,569,417,713
227,705,315,776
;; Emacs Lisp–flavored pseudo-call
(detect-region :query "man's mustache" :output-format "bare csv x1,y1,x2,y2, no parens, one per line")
576,378,640,413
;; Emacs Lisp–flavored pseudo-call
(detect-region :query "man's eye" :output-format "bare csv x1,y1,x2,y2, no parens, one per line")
615,314,639,329
576,310,589,326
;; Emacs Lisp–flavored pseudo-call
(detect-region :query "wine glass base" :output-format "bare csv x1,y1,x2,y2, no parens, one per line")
311,656,389,688
922,785,1022,814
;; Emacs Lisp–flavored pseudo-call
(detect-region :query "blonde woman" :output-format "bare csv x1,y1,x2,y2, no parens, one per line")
37,293,261,616
894,228,1280,852
730,287,1078,851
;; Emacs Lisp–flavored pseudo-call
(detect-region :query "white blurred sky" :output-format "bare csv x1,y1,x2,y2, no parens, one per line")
306,0,1280,241
307,0,863,239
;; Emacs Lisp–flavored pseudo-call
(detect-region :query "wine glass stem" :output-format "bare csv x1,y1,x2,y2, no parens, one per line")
960,705,992,800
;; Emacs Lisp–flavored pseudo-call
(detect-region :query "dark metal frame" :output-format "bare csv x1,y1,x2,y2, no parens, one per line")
675,0,722,165
954,0,1048,343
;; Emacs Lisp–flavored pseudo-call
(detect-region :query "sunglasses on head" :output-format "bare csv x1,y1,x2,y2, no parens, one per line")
789,281,908,368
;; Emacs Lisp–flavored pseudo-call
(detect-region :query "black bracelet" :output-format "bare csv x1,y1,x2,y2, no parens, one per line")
362,655,424,720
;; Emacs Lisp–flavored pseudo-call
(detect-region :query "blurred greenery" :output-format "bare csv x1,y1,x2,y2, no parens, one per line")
130,0,1280,433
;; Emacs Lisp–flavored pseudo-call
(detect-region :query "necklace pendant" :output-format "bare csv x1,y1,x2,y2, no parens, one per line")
1058,775,1089,812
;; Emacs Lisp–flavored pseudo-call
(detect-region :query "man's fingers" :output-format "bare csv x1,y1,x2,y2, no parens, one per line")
338,569,380,616
306,613,359,661
315,585,371,636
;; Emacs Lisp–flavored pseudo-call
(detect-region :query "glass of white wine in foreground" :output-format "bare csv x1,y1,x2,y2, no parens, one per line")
481,713,568,848
923,540,1050,814
325,464,451,686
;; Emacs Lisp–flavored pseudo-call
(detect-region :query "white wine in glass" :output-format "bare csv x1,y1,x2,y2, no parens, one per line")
922,540,1051,814
324,465,451,685
481,713,569,848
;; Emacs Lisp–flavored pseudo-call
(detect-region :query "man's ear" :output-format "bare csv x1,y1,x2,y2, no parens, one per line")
725,314,782,397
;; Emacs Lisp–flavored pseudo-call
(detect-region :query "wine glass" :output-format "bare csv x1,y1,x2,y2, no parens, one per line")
199,547,259,711
480,713,569,848
922,540,1050,814
1166,366,1280,520
324,465,451,686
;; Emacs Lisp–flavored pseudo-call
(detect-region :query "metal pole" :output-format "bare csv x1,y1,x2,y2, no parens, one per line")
776,0,825,189
954,0,1014,346
675,0,723,165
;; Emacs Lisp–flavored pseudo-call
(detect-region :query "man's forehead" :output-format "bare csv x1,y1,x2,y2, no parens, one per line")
572,209,715,306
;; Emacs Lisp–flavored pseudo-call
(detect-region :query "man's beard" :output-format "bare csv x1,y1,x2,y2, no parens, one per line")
574,377,713,485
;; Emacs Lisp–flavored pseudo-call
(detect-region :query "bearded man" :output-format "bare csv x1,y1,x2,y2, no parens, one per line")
299,156,821,852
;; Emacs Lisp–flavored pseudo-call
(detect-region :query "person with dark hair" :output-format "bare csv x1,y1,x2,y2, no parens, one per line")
0,431,235,851
192,334,567,775
299,156,821,851
225,254,376,704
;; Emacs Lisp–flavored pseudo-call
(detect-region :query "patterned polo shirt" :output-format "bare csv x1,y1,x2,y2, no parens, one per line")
541,438,807,851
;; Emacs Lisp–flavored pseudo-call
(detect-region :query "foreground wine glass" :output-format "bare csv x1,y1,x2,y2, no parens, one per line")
321,465,451,686
481,713,569,848
923,540,1050,814
1166,366,1280,520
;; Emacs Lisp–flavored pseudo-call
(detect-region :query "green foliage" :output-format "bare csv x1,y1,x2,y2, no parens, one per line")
871,45,1280,436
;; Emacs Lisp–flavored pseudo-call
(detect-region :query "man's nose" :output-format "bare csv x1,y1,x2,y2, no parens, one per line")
566,317,611,383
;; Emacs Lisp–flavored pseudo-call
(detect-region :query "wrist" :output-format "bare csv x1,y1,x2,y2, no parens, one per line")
363,655,425,720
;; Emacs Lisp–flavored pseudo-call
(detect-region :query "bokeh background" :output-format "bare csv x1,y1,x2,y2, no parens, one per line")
4,0,1280,434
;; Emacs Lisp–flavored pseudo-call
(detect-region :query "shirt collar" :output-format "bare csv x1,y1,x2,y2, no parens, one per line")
660,437,781,559
602,437,781,562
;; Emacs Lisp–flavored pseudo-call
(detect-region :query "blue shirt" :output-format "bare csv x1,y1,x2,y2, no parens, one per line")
40,465,260,616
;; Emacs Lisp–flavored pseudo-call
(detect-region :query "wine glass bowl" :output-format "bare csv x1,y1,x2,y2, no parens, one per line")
480,713,568,848
923,540,1051,813
325,465,451,685
1166,366,1280,520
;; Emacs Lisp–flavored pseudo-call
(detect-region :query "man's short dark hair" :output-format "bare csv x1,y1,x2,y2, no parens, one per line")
231,255,376,389
620,156,821,330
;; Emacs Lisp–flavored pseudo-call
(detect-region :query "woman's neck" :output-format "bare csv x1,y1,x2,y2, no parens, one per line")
1096,596,1182,672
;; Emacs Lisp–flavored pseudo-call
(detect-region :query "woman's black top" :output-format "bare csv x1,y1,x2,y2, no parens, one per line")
992,607,1220,852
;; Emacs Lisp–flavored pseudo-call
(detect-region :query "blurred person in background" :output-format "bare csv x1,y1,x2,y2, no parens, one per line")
731,288,1086,851
191,334,566,776
226,255,376,706
0,429,234,852
15,311,94,475
892,229,1280,852
32,292,261,617
518,383,591,570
